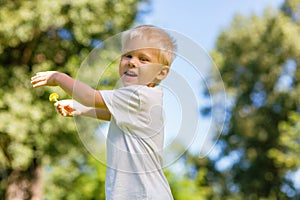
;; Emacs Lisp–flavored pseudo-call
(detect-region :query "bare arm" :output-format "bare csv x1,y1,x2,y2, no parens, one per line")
31,71,107,109
54,99,111,121
81,108,111,121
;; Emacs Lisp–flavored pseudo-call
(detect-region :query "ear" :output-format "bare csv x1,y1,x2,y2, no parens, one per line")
156,65,170,81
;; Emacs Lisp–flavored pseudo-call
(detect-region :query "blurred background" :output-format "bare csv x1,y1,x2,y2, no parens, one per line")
0,0,300,199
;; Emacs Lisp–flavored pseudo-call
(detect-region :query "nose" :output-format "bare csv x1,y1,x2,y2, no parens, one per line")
127,57,138,68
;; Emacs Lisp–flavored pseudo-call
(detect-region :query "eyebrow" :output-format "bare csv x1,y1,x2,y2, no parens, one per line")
122,50,153,59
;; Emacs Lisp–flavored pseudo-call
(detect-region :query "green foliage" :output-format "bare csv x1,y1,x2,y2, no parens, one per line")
208,1,300,199
165,154,216,200
0,0,146,198
269,112,300,170
281,0,300,24
44,154,106,200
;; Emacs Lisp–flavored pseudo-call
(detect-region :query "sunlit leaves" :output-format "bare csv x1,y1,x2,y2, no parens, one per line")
268,112,300,169
0,0,145,198
282,0,300,23
209,3,300,199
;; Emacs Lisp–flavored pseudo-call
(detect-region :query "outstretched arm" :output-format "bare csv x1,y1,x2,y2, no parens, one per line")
82,108,111,121
55,99,111,121
31,71,107,109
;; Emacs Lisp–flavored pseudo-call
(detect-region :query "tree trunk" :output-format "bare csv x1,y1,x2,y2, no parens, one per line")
6,162,43,200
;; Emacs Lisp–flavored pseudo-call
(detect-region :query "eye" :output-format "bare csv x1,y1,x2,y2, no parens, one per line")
140,57,149,62
124,54,132,58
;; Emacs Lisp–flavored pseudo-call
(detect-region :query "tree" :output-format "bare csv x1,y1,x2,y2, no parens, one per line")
0,0,148,199
207,1,300,199
165,153,215,200
282,0,300,25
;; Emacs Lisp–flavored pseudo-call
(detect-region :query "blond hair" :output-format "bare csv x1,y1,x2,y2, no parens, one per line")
121,25,176,66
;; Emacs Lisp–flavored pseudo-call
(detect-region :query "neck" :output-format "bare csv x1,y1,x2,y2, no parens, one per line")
147,83,156,87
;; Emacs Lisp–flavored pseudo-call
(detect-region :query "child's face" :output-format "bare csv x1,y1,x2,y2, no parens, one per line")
119,38,168,87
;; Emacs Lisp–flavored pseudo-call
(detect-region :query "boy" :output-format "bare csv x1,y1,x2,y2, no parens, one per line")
31,25,176,199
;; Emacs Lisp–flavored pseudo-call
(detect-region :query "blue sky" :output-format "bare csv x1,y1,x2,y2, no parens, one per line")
141,0,284,50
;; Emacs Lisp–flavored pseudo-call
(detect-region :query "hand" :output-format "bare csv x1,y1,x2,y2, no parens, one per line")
31,71,60,88
54,99,91,117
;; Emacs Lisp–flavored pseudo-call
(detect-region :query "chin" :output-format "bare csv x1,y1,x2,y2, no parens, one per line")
121,81,133,87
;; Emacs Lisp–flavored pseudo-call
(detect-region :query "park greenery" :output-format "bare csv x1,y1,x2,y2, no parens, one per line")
205,0,300,199
0,0,299,199
0,0,147,199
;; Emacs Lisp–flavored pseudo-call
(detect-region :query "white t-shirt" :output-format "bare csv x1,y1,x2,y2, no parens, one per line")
101,85,173,200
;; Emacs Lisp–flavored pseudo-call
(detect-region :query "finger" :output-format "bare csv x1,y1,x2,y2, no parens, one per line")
36,72,47,76
55,104,61,112
31,76,45,84
55,104,64,113
67,112,74,117
59,108,67,116
54,102,65,109
30,76,40,82
31,81,47,88
31,73,45,80
63,105,74,113
61,109,73,117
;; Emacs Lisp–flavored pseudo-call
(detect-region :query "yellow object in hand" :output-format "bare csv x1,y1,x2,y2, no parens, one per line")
49,93,59,102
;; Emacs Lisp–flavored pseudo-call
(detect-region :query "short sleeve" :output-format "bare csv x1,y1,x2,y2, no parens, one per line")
100,86,142,128
100,85,164,136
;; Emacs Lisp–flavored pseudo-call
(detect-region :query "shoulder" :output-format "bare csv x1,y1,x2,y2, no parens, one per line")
118,85,162,93
100,85,163,109
109,85,162,98
124,85,163,103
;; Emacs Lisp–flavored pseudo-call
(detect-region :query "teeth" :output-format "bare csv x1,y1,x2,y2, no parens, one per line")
125,71,137,76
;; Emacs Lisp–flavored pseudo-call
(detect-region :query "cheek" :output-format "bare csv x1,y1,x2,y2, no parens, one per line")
119,62,126,76
140,68,158,80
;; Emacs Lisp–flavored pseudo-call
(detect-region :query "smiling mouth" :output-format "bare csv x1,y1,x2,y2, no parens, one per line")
124,71,137,77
